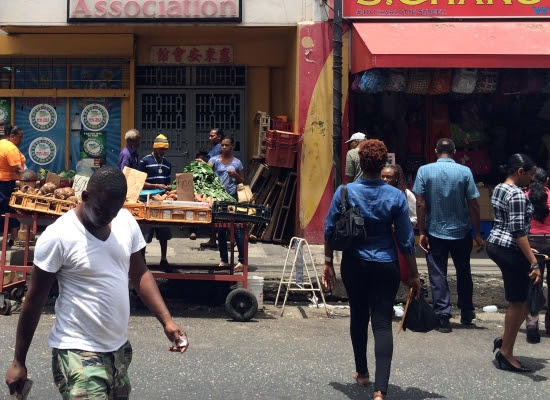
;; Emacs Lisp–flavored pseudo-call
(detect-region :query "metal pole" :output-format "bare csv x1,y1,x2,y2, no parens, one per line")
333,0,343,190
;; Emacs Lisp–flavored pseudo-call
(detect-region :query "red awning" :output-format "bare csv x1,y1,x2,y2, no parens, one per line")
351,22,550,73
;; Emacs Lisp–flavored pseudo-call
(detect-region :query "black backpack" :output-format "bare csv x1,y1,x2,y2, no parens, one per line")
328,184,367,251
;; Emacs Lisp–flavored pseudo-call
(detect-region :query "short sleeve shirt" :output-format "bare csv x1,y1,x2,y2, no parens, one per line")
207,143,222,159
0,139,26,181
345,148,361,181
138,154,172,186
209,155,243,196
488,183,533,249
413,158,480,240
34,209,146,352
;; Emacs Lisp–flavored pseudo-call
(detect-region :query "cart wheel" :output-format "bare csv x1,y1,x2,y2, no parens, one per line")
225,288,258,322
9,287,25,301
0,299,12,315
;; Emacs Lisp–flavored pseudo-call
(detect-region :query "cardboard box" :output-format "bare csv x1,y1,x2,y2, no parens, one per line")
477,187,494,221
175,173,194,202
122,167,147,203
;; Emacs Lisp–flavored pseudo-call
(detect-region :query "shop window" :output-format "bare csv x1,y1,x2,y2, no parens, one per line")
0,58,129,89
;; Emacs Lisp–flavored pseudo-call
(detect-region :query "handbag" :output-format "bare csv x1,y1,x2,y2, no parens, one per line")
236,183,253,203
400,286,439,333
527,279,545,317
328,184,367,251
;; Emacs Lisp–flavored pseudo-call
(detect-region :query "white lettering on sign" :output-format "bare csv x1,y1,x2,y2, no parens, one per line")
68,0,241,21
150,45,233,64
72,174,91,199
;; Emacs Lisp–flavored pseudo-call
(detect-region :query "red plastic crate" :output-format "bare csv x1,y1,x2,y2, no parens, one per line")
266,130,301,145
265,142,297,169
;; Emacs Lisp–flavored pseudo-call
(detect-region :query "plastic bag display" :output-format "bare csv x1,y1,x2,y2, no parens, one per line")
385,69,408,92
429,69,453,95
451,68,478,94
405,69,432,95
358,69,387,93
474,69,499,94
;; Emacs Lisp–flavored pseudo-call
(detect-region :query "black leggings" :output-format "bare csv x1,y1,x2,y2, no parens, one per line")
341,252,400,394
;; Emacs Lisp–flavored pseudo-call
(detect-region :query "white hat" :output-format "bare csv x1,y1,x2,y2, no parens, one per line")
345,132,366,143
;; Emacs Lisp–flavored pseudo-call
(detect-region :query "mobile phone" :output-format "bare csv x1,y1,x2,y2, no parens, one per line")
10,379,33,400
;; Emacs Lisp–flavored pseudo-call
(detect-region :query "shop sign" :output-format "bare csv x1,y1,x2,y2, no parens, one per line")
81,103,109,131
29,104,57,132
67,0,242,22
28,137,57,166
343,0,550,19
150,45,233,64
80,131,107,166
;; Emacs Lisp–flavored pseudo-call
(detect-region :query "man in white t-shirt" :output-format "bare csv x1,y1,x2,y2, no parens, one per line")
5,167,188,399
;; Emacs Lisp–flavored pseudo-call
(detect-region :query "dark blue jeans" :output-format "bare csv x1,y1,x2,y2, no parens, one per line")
426,234,474,318
217,227,244,264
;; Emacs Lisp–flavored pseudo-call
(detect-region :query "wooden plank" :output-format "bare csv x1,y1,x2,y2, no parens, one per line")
261,181,285,241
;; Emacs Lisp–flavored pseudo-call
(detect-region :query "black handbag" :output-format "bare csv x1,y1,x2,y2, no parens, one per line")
328,184,367,251
400,286,439,333
527,279,545,317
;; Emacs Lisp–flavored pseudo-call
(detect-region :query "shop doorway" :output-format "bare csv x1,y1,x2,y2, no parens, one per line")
135,66,247,179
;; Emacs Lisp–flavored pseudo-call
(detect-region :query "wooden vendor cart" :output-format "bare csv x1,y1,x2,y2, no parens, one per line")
1,199,270,322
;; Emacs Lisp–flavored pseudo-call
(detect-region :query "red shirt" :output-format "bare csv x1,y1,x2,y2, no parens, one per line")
528,187,550,235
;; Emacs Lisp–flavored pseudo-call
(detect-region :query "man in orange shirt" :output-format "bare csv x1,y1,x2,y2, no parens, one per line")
0,125,25,246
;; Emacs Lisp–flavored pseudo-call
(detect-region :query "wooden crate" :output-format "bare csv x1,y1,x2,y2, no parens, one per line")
9,192,77,216
146,204,212,224
123,203,146,220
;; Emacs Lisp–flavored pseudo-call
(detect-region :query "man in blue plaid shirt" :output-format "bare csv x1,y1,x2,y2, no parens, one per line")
413,138,484,333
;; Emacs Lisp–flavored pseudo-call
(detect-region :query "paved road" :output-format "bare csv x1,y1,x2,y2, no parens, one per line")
1,303,549,400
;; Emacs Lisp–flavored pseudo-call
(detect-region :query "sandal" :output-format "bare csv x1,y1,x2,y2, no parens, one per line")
353,372,369,386
234,262,244,273
218,261,229,269
189,233,197,240
373,391,385,400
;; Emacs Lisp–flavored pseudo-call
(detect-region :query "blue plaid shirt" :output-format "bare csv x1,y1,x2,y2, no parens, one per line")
324,179,416,262
413,158,479,240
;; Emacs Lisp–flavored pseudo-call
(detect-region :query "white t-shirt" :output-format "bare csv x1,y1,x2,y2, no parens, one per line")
34,208,146,352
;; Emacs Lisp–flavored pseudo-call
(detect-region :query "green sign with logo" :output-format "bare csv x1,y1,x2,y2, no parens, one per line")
0,99,11,127
80,130,107,166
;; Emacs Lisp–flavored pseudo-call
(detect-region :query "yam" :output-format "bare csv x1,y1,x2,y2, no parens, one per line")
67,196,80,205
62,187,75,197
39,182,57,195
54,188,67,200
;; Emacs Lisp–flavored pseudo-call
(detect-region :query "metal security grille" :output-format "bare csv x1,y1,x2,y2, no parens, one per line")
135,66,187,87
140,93,187,151
195,66,246,87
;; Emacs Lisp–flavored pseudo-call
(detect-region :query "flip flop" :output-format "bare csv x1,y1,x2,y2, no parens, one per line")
189,233,197,240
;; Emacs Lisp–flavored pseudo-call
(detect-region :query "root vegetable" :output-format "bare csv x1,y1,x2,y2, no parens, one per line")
39,182,57,195
54,188,67,199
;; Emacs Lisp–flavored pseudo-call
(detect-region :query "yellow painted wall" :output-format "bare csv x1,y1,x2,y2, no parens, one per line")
248,67,270,161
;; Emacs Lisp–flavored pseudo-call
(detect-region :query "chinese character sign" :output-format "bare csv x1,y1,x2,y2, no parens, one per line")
150,46,234,64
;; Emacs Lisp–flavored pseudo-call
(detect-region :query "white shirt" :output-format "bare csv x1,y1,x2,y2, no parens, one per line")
405,189,417,227
34,208,146,352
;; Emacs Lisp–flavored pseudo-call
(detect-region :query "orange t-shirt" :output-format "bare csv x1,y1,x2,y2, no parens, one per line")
0,139,26,181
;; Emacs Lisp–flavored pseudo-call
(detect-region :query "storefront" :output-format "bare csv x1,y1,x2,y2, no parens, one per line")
0,0,306,176
343,1,550,223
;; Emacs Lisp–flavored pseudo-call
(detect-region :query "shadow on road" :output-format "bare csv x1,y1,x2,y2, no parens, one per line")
329,382,445,399
491,355,549,382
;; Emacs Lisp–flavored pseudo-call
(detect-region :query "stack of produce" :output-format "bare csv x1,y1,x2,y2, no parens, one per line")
178,161,235,206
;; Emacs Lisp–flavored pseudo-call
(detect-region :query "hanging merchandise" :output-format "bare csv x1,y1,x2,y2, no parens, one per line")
499,70,523,95
451,68,478,94
385,69,408,92
522,69,545,94
405,69,432,95
350,73,362,93
455,149,492,176
428,69,453,95
358,69,388,94
474,69,499,94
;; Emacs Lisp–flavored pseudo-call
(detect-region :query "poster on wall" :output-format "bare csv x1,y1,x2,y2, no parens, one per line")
69,98,121,171
15,98,66,173
0,99,10,135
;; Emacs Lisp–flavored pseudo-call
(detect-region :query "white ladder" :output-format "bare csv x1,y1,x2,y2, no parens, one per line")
274,237,329,317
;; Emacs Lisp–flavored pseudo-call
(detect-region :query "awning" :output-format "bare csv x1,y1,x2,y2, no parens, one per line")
351,22,550,73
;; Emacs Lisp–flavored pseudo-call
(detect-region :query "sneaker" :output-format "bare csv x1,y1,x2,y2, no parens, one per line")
438,316,452,333
460,310,476,326
526,326,541,344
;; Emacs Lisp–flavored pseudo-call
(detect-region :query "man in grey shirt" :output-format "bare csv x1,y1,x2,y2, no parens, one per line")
345,132,366,183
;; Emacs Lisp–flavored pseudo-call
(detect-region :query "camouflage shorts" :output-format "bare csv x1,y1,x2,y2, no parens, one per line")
51,341,133,400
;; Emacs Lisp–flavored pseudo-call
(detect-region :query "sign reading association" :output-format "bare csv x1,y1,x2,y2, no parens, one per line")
344,0,550,19
67,0,242,22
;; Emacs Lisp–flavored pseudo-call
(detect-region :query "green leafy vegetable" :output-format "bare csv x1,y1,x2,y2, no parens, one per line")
179,161,235,202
